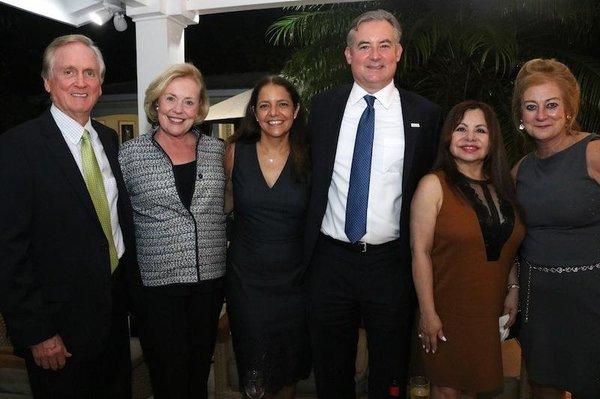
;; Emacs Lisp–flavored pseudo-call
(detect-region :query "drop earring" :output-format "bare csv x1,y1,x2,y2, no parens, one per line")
518,121,525,131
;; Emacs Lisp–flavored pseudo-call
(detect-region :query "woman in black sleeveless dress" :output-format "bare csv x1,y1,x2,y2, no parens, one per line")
224,76,311,398
512,58,600,398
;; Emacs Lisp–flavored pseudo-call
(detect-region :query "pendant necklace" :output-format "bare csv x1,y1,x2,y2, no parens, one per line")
258,142,288,164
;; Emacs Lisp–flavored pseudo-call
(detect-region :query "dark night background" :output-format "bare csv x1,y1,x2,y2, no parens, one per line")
2,2,599,138
0,4,294,132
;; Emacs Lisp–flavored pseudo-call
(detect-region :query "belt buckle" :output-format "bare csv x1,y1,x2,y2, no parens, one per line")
359,242,367,253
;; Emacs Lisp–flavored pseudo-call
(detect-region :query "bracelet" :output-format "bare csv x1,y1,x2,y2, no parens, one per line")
507,283,520,290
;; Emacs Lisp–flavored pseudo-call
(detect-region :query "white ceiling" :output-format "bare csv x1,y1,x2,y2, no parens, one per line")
0,0,145,26
0,0,370,26
188,0,370,15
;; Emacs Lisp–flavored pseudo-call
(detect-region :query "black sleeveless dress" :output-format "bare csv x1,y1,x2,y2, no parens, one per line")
516,134,600,398
226,140,311,394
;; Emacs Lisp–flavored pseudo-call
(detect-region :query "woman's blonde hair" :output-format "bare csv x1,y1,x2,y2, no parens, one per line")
144,63,209,125
512,58,581,133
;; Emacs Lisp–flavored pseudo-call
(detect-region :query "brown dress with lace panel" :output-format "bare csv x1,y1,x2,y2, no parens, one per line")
421,171,524,393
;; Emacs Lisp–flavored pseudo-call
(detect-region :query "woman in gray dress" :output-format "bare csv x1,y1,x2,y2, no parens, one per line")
512,58,600,398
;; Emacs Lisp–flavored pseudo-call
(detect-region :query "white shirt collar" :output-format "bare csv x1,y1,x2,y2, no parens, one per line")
50,104,94,145
348,80,398,110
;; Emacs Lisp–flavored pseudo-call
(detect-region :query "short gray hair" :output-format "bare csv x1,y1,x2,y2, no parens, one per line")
41,34,106,83
346,9,402,47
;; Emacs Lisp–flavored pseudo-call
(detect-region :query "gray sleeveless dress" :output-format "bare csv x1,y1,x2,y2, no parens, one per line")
516,134,600,398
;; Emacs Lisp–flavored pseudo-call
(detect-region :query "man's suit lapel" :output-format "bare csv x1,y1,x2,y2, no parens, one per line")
400,89,418,194
323,85,353,184
40,111,100,228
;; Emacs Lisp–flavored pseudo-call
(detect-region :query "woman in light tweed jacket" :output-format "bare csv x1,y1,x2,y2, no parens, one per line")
118,63,226,399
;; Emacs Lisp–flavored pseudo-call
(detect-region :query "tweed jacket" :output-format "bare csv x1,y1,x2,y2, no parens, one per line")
119,130,226,286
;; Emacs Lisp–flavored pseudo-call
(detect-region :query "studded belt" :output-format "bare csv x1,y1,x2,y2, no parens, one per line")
519,257,600,323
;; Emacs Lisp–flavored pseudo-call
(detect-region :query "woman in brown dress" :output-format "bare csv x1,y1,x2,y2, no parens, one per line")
410,100,524,398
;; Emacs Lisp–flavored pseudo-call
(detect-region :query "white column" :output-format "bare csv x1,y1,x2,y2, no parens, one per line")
127,1,198,134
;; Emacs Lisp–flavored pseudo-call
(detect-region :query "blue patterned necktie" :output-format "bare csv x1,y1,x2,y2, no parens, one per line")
345,95,376,243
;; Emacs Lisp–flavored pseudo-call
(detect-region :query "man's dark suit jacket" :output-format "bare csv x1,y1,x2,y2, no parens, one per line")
0,109,135,360
304,83,442,267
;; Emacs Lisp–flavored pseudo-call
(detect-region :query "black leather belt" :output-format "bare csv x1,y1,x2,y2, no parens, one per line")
320,233,400,253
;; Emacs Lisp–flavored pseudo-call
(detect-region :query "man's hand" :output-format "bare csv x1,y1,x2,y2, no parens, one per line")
30,334,72,370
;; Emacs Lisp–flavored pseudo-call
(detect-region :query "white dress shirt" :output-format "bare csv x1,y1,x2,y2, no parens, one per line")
51,105,125,259
321,81,405,244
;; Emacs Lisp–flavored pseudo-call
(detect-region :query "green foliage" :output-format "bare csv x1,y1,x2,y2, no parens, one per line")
268,0,600,163
266,2,379,102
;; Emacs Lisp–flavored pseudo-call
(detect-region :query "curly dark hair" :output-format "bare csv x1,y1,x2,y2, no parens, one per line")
230,75,310,182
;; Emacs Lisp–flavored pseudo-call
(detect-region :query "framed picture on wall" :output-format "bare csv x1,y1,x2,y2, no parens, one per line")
119,122,135,143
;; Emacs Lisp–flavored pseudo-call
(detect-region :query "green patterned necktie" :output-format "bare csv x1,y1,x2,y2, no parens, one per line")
81,130,118,272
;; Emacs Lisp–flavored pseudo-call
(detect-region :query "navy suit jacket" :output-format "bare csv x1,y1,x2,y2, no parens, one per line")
0,109,135,359
304,83,442,268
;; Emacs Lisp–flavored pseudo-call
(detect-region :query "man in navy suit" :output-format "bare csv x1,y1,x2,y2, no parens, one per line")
0,34,134,398
305,10,442,398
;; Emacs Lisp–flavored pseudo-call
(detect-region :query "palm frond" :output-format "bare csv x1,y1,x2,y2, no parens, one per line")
267,10,333,46
266,0,600,160
559,53,600,133
403,12,446,68
459,25,517,76
267,2,380,47
280,43,351,104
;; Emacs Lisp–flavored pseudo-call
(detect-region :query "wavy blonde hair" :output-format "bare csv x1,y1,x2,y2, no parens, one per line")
144,63,209,125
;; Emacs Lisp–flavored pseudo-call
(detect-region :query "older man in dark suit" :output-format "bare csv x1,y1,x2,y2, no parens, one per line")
305,10,443,398
0,34,135,399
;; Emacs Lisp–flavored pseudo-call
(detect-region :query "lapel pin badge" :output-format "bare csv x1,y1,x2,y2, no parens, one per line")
410,123,420,128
